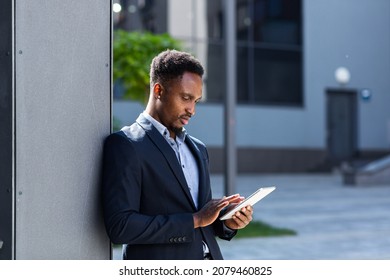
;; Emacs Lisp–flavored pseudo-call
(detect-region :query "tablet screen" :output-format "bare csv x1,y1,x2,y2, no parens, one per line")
219,186,276,220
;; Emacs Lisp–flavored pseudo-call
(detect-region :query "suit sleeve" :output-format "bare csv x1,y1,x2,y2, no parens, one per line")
102,132,195,245
197,142,237,241
213,216,237,240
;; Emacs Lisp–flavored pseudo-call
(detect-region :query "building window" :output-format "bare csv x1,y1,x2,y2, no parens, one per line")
113,0,168,33
206,0,303,106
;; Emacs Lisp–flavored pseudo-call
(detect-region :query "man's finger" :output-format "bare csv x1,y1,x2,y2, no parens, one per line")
222,194,240,202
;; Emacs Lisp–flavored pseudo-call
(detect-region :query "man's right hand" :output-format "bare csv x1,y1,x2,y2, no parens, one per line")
193,194,242,228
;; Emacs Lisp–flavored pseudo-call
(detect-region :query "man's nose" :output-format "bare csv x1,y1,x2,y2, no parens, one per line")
187,103,196,116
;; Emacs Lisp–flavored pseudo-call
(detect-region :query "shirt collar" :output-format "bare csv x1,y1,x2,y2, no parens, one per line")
142,112,186,141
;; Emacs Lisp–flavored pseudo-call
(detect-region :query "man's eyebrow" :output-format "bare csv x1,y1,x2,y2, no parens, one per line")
181,92,194,98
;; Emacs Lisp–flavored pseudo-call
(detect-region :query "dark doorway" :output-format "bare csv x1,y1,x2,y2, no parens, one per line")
326,89,358,164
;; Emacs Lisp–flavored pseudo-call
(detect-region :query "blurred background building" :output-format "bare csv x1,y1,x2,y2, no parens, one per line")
112,0,390,174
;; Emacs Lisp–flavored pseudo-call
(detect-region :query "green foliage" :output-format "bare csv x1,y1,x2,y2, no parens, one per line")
235,220,297,239
112,116,122,132
113,30,182,103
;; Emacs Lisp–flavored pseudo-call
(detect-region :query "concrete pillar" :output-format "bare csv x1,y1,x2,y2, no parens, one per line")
0,0,111,259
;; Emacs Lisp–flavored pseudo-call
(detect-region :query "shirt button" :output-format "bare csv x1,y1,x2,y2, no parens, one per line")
182,165,185,168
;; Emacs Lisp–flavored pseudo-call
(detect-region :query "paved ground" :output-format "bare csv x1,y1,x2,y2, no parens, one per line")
214,173,390,260
113,173,390,260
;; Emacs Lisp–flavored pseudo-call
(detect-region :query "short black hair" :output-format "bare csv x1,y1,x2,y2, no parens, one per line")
150,50,204,89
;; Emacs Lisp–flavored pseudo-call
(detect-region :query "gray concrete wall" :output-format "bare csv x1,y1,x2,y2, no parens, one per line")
10,0,111,259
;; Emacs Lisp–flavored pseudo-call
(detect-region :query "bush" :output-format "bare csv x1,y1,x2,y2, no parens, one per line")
235,220,297,239
113,30,182,103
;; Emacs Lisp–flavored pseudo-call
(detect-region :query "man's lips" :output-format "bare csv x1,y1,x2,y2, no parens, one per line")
179,115,191,125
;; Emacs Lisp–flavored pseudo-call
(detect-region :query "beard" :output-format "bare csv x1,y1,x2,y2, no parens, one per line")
172,125,184,135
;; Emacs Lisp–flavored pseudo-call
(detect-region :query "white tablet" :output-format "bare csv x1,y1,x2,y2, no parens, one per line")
219,186,276,220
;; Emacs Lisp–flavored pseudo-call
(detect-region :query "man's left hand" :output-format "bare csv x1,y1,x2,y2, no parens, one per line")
224,205,253,230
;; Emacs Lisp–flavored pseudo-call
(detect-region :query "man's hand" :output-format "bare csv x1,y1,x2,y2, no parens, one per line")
224,205,253,230
193,194,241,228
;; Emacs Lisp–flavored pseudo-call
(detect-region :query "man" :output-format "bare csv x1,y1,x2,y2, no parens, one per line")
102,50,253,260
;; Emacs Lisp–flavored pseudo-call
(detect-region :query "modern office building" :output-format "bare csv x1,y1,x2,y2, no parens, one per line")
112,0,390,173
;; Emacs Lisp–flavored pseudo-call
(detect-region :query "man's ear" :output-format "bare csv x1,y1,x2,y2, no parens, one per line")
153,83,163,99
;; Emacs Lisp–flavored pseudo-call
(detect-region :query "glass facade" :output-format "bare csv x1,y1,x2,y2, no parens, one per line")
114,0,302,106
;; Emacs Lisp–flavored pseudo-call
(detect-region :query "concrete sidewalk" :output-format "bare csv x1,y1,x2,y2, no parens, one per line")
214,173,390,260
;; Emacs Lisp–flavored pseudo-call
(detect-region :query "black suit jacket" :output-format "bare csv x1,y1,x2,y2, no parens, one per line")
102,114,236,260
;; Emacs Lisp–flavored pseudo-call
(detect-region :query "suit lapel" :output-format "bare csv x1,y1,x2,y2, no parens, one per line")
136,115,197,210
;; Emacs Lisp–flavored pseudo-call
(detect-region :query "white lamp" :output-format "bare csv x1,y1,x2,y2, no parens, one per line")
335,67,351,86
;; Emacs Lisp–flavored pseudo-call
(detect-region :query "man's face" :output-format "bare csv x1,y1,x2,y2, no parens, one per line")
155,71,203,138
